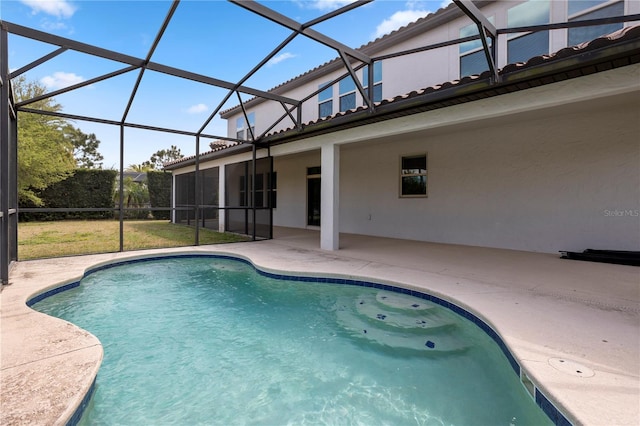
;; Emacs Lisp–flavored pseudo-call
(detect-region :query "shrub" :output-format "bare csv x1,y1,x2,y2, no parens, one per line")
20,169,117,221
147,171,172,220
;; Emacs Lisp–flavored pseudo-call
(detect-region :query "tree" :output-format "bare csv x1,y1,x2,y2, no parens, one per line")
113,176,150,219
14,76,76,205
127,163,153,173
63,125,104,169
144,145,184,170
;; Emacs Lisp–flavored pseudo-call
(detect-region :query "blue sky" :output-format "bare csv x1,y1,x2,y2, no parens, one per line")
1,0,451,168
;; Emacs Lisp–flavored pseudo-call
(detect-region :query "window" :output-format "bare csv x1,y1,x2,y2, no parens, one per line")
236,117,245,140
235,112,255,140
459,18,494,77
339,77,356,112
568,1,624,46
507,0,550,64
318,82,333,118
400,155,427,197
363,61,383,103
246,112,255,140
568,0,609,15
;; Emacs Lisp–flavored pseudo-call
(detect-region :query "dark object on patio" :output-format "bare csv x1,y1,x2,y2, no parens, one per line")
560,249,640,266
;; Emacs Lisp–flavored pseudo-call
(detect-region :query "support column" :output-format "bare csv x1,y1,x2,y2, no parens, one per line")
171,174,176,223
321,143,340,251
1,27,9,284
218,164,226,233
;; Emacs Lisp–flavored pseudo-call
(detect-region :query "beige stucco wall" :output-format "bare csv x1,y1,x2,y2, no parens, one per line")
336,93,639,253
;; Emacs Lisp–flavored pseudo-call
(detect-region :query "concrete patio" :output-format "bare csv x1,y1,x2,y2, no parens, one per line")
1,227,638,425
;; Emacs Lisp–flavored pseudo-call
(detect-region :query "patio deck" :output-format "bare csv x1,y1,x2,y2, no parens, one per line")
1,227,638,425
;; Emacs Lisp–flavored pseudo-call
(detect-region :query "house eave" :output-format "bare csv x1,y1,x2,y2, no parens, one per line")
164,143,253,170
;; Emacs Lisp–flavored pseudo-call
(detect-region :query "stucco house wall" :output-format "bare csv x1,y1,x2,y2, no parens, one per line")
336,93,638,253
263,63,639,253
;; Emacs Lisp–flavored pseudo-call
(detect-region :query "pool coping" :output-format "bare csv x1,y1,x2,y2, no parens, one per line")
2,237,639,425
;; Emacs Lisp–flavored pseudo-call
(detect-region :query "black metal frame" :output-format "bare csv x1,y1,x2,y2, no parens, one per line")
1,0,638,283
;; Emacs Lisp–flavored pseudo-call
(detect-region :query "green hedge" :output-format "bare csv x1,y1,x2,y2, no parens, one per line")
20,169,117,221
147,171,172,220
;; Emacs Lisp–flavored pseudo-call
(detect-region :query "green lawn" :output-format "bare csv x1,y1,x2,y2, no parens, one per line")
18,220,250,260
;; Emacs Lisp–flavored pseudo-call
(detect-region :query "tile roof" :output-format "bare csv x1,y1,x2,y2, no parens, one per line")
164,141,245,169
165,24,640,170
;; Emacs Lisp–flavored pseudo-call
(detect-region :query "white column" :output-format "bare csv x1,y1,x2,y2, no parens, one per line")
218,164,226,233
321,144,340,250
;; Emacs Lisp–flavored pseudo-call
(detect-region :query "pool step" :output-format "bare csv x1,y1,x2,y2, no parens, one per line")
374,291,436,312
354,295,455,331
334,292,470,354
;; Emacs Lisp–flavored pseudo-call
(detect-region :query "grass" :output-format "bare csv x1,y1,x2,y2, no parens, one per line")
18,220,250,260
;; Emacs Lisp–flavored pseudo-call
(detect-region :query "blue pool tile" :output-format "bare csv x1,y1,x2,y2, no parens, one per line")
28,281,80,307
536,390,573,426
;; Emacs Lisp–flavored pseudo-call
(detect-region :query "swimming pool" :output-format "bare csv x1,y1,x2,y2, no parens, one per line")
33,255,553,425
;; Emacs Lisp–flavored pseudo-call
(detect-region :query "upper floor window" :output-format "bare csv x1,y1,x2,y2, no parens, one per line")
318,82,333,118
363,61,383,104
236,112,256,141
568,1,624,46
236,117,244,140
459,17,494,78
339,76,356,112
507,0,550,64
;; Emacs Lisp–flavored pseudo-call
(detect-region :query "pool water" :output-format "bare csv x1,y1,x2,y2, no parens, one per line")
34,257,551,425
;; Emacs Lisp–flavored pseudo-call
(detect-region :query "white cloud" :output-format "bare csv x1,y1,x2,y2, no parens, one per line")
41,20,70,31
40,71,84,90
21,0,76,18
301,0,355,11
374,9,430,39
267,52,297,67
187,103,208,114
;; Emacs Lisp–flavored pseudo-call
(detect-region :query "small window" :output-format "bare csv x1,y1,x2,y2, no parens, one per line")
236,117,245,140
246,112,256,140
568,1,623,46
363,62,383,103
236,113,255,140
400,155,427,197
339,77,356,112
459,18,494,77
318,83,333,118
507,0,550,64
